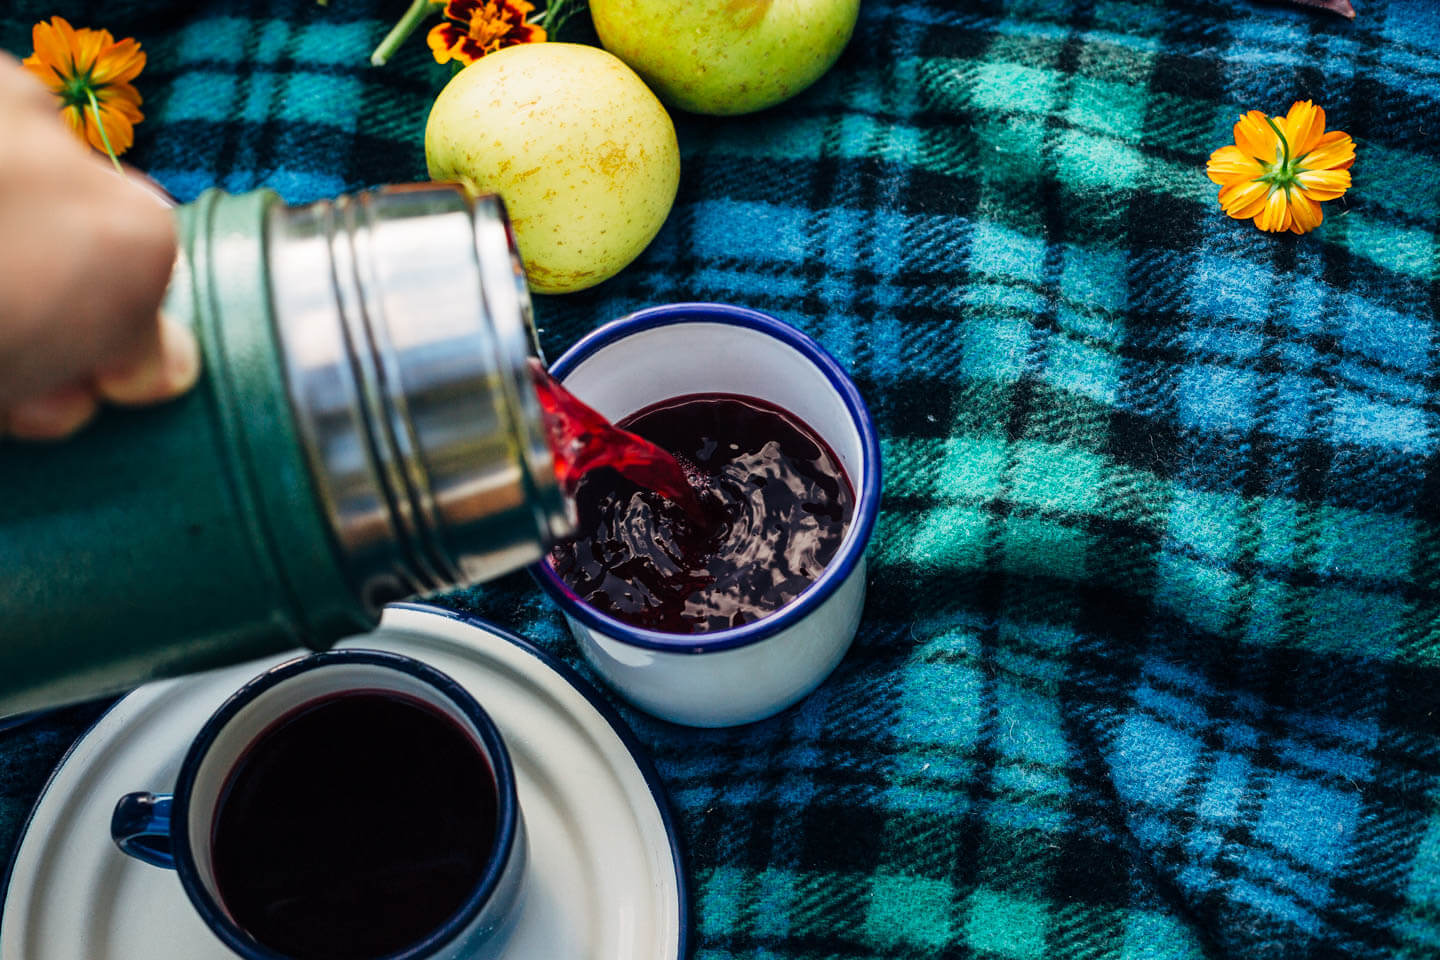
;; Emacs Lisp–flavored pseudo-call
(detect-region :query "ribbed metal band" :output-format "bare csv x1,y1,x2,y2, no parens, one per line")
267,183,573,610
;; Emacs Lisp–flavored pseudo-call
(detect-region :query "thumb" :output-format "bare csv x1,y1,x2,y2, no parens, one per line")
93,313,201,406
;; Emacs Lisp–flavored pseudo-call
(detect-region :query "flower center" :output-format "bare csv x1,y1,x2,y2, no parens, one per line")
467,2,513,47
1258,116,1303,193
59,70,97,110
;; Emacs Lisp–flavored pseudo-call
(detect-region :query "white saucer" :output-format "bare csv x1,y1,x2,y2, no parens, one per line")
1,604,687,960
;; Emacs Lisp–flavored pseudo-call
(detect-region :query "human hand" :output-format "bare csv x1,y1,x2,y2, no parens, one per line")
0,50,197,440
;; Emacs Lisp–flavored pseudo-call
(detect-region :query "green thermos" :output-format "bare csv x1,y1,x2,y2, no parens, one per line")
0,184,573,715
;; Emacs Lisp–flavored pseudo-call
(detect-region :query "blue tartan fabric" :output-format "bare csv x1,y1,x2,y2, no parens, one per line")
3,0,1440,957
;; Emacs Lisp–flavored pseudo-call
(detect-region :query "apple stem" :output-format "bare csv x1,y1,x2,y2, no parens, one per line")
371,0,436,67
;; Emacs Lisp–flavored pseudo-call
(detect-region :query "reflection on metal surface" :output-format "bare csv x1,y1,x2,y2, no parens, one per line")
267,184,573,609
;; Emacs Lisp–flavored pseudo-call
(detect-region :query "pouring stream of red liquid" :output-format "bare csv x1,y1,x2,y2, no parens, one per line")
529,359,707,521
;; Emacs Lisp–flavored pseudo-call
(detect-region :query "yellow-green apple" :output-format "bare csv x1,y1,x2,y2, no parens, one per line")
425,42,680,294
589,0,860,115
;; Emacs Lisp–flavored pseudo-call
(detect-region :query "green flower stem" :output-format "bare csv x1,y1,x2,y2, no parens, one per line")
371,0,437,67
1256,114,1309,203
85,88,124,175
1263,115,1292,167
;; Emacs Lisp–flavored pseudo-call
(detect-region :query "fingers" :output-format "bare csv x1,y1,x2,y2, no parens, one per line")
84,180,181,372
0,51,189,441
94,313,201,406
0,50,53,110
0,102,178,407
0,170,178,407
4,384,100,441
3,313,202,442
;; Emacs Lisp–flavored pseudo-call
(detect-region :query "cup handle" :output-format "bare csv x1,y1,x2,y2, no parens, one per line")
111,792,176,868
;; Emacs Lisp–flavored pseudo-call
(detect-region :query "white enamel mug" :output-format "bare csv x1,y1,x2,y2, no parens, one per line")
533,304,882,727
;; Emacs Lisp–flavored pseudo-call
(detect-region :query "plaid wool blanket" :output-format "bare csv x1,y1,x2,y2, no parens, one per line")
3,0,1440,957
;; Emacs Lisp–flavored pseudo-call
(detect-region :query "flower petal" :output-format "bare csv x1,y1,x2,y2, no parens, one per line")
78,106,105,153
72,27,109,76
54,19,104,82
1207,144,1264,185
1218,178,1270,219
1295,167,1350,201
426,22,469,63
20,54,68,93
50,17,82,60
61,103,85,137
1299,130,1355,172
1234,110,1280,163
71,96,101,153
443,0,483,22
1287,188,1323,234
497,4,526,28
93,100,136,155
98,83,144,122
90,37,146,86
428,23,489,64
456,37,488,61
30,17,75,80
1253,187,1291,232
1280,100,1326,158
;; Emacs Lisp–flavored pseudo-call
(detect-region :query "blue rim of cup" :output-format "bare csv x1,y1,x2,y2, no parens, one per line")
530,302,882,655
167,648,521,960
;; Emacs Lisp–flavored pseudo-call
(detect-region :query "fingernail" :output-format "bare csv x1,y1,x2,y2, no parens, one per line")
161,315,202,394
6,386,99,440
96,314,201,405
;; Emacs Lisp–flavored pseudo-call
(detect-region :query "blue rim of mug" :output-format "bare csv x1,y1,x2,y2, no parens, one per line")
389,603,691,957
168,648,520,960
529,302,882,654
0,607,689,960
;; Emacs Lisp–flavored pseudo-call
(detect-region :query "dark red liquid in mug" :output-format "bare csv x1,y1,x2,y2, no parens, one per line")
211,691,498,960
537,368,855,634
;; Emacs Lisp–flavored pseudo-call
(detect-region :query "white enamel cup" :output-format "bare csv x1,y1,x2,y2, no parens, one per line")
532,304,882,727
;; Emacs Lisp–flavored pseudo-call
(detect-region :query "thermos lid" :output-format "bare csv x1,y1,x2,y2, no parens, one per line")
268,183,574,607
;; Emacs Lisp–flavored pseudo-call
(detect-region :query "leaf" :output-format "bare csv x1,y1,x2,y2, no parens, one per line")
541,0,590,38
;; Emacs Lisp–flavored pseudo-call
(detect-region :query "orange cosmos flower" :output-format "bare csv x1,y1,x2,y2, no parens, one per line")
1206,100,1355,235
427,0,546,66
22,16,146,166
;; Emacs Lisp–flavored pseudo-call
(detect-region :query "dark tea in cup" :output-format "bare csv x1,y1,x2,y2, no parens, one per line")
212,691,499,958
111,650,523,960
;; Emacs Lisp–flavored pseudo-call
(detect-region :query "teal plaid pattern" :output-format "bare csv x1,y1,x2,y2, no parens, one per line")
4,0,1440,957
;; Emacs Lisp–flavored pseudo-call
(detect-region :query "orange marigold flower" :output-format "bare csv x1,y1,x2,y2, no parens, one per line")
1207,100,1354,235
22,16,146,162
427,0,546,66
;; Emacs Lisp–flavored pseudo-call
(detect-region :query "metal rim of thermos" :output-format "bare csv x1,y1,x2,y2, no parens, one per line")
266,183,574,608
